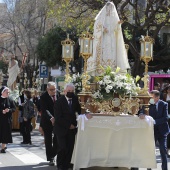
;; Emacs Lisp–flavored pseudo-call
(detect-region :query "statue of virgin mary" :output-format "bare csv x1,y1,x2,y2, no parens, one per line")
87,1,130,76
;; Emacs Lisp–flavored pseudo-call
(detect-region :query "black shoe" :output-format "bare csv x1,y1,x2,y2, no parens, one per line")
49,159,54,166
1,149,6,153
4,147,7,150
21,142,28,144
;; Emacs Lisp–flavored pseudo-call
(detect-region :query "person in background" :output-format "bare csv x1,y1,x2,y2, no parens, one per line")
54,83,81,170
40,82,58,166
33,89,40,115
139,90,169,170
163,85,170,112
21,90,35,145
162,85,170,155
0,86,16,153
154,82,163,99
18,89,26,135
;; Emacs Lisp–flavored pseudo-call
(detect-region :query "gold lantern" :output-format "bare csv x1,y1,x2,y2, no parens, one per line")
61,34,75,82
139,33,154,94
79,31,93,93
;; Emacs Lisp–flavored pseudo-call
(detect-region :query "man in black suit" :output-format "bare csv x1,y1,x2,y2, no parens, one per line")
54,83,81,170
40,81,58,166
140,90,169,170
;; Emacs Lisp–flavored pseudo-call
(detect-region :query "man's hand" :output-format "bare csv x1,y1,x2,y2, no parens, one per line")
2,110,6,114
85,113,93,119
2,108,9,114
70,124,75,129
50,117,55,126
139,114,145,119
24,117,27,121
5,108,9,112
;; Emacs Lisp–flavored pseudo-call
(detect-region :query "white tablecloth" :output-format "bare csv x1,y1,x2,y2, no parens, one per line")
72,115,157,170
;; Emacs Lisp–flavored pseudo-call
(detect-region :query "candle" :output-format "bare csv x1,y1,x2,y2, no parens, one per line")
85,44,88,53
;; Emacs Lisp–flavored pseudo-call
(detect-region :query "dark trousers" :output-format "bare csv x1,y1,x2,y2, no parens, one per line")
155,133,168,170
22,119,31,143
43,128,57,161
167,118,170,148
57,129,76,170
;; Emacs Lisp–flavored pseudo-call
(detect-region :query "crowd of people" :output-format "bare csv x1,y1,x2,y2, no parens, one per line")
0,82,85,170
0,80,170,170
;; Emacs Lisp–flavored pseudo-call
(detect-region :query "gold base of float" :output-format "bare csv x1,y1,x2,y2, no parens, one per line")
78,83,150,116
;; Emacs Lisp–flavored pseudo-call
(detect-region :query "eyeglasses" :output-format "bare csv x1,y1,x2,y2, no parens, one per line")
49,88,56,92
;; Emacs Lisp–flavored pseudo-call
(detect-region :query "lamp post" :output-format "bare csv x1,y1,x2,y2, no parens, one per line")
79,31,93,93
140,33,154,94
61,34,75,82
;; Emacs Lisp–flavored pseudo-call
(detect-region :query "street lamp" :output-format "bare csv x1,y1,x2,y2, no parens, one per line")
79,31,93,93
139,33,154,94
61,34,75,82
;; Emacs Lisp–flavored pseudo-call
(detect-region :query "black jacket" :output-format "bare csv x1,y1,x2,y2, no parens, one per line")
40,91,55,131
53,95,81,136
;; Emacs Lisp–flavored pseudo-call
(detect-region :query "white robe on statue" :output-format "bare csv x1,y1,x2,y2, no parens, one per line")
7,60,20,89
87,2,130,76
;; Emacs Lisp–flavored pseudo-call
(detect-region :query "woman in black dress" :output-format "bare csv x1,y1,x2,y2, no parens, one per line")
0,86,16,153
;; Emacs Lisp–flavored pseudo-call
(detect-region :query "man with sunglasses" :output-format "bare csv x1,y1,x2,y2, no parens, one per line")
40,82,59,166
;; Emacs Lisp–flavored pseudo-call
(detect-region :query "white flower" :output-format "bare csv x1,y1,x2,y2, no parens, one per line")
106,89,110,93
99,81,103,85
106,85,113,90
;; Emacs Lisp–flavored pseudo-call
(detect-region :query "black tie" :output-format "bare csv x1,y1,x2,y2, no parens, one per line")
68,99,72,114
52,96,55,103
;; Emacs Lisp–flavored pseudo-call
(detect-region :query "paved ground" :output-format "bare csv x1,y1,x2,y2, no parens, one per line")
0,123,169,170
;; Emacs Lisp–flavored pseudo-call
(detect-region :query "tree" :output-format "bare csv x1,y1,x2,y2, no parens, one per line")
0,0,49,68
36,26,66,67
36,26,83,72
48,0,170,76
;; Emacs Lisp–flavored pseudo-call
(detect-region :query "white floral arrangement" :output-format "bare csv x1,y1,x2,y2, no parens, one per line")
67,73,82,92
92,66,141,101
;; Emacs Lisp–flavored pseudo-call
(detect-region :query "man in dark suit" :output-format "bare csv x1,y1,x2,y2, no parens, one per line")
54,83,81,170
140,90,169,170
40,81,58,166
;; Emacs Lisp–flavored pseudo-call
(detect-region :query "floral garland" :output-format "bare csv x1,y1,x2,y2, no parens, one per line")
92,66,141,101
